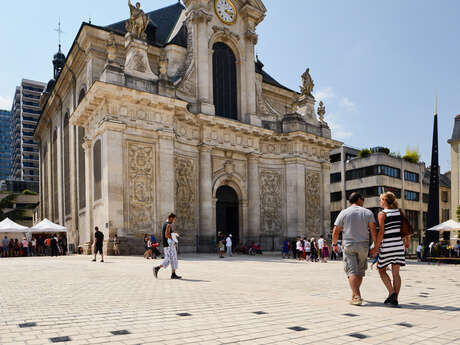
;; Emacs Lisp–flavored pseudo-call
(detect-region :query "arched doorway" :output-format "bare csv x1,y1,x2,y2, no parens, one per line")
212,42,237,120
216,185,239,245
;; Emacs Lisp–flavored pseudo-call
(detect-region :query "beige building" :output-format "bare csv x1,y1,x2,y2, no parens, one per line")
329,146,452,248
35,0,341,254
448,115,460,220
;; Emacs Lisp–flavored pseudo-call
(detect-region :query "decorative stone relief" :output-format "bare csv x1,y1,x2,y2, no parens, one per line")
175,156,197,243
127,142,154,233
177,67,197,98
305,169,321,234
260,170,282,234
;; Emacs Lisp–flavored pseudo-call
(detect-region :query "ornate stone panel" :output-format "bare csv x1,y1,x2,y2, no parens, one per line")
260,170,282,234
305,169,321,233
127,142,154,233
175,155,197,243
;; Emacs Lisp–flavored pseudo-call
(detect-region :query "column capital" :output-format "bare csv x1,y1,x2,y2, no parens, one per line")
199,144,213,153
248,152,261,162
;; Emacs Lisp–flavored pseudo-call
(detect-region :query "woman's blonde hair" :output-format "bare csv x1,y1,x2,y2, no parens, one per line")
380,191,399,209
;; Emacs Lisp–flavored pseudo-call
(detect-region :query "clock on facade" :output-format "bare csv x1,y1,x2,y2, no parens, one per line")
215,0,237,25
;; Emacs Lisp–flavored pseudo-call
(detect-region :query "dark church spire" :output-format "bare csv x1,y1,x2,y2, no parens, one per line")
426,96,440,248
53,20,65,79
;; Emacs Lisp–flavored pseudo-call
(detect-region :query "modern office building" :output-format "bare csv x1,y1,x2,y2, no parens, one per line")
10,79,46,182
0,109,12,180
329,145,452,249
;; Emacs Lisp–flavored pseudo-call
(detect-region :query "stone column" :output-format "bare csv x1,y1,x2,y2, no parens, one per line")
321,162,332,236
102,122,126,255
285,158,306,238
198,144,213,251
158,133,175,228
56,121,64,225
82,139,93,253
247,154,260,241
69,125,78,247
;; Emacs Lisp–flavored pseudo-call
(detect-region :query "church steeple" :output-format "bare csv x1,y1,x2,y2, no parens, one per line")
53,44,65,79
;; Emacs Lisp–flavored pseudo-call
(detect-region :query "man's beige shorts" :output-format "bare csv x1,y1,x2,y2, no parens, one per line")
343,244,368,277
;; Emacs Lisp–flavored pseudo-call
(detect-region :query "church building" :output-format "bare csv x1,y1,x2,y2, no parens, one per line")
35,0,341,254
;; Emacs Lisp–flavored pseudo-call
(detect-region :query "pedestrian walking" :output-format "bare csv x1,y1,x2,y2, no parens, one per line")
416,243,422,262
332,192,377,306
322,242,329,263
304,237,311,261
226,234,233,257
318,235,325,261
51,235,59,257
153,213,182,279
2,236,8,257
372,192,409,307
31,237,36,256
310,238,318,262
113,234,120,255
296,237,303,260
282,239,289,258
92,227,104,262
22,238,29,257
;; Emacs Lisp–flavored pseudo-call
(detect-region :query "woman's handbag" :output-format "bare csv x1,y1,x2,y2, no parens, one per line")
399,209,414,237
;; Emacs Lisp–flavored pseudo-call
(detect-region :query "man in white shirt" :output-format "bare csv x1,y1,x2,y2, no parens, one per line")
416,244,422,262
226,235,232,257
317,235,325,262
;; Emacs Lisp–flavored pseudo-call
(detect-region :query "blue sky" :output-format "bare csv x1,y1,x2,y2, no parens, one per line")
0,0,458,172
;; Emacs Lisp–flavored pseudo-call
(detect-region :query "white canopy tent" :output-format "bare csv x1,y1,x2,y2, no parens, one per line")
427,219,460,232
28,218,67,233
0,218,29,233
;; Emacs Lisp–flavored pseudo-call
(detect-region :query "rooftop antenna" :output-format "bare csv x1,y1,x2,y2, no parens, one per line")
434,92,438,116
54,18,64,48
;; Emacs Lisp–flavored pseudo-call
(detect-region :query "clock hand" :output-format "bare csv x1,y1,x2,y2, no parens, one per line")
225,9,233,15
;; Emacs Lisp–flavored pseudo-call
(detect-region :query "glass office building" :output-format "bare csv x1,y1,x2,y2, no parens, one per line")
0,109,11,180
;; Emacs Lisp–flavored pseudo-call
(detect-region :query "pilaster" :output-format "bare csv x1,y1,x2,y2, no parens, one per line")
247,153,260,239
198,144,213,250
82,138,93,253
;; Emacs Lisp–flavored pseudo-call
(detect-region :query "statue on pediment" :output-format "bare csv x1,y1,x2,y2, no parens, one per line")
317,101,326,122
300,68,314,97
126,0,149,40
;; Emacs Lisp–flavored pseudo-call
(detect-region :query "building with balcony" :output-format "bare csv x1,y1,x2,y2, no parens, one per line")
329,145,452,248
0,109,11,180
10,79,46,182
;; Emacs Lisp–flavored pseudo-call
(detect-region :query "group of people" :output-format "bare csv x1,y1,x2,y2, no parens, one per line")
283,235,342,262
425,240,460,259
143,233,161,259
1,234,67,257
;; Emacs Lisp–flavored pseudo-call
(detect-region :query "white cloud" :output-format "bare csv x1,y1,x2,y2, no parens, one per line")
340,97,356,112
0,96,12,110
313,87,334,102
326,112,353,140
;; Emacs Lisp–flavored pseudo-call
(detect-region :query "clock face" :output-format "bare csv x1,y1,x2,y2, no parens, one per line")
215,0,237,25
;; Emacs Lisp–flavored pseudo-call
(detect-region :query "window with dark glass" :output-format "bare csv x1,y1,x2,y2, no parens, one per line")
404,170,419,183
377,186,401,198
330,153,341,163
405,210,419,231
422,193,429,203
441,191,448,203
212,42,237,120
330,192,342,202
442,209,450,222
330,172,341,183
93,140,102,201
404,190,419,201
330,211,340,228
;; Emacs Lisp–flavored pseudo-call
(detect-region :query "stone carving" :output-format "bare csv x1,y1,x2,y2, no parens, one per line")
245,29,258,45
305,169,321,234
126,0,149,40
300,68,314,97
260,170,282,234
127,142,154,233
159,52,169,80
175,156,196,242
212,25,240,41
106,32,117,63
317,101,326,122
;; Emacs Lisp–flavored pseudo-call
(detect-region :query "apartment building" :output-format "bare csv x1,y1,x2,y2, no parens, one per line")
10,79,46,182
0,109,11,180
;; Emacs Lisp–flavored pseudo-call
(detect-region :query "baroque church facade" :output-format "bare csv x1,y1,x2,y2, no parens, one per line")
35,0,341,253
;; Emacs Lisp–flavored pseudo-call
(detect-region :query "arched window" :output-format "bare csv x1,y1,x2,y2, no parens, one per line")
93,139,102,201
212,42,237,120
63,112,71,215
78,127,86,209
52,128,59,221
78,88,86,104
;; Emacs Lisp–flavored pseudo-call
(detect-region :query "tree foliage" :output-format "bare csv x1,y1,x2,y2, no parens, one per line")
0,194,26,222
402,148,420,163
358,148,371,158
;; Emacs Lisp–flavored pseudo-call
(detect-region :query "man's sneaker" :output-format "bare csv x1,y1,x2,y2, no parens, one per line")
91,259,96,262
100,260,104,263
171,273,182,279
153,266,160,279
385,293,397,305
350,296,363,306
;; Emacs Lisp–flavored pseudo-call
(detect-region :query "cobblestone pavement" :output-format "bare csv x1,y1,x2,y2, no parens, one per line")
0,254,459,345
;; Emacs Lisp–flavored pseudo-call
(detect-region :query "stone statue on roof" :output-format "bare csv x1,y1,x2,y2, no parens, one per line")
300,68,314,97
126,0,149,40
317,101,326,122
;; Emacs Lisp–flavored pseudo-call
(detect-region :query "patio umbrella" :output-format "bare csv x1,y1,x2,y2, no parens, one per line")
0,218,29,233
427,219,460,232
28,218,67,233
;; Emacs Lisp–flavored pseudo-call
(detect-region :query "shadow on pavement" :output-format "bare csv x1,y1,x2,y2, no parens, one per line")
364,300,460,312
178,278,211,283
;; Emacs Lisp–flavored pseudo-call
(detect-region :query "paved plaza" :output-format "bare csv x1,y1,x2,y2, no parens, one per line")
0,254,459,345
